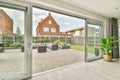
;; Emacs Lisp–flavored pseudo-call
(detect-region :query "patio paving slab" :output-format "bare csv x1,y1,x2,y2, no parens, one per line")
32,49,84,74
0,48,84,78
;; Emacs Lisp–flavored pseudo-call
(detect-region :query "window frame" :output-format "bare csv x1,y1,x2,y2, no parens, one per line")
51,27,56,33
43,27,49,32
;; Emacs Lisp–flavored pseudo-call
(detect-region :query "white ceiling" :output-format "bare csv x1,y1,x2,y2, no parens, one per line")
63,0,120,19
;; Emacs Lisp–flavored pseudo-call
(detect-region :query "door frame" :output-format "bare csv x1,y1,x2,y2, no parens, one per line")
0,0,32,79
85,19,103,62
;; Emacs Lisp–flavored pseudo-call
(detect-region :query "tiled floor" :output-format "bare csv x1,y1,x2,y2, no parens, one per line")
28,59,120,80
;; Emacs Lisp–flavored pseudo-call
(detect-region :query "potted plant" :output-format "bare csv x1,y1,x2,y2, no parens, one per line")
101,37,118,62
60,42,70,49
38,46,47,53
0,42,4,53
53,40,61,50
94,46,99,56
51,44,58,50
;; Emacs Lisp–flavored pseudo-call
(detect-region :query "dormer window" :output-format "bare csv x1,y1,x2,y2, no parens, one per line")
48,20,51,24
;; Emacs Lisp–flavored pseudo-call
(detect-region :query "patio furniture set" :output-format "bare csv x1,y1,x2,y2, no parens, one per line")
21,43,70,53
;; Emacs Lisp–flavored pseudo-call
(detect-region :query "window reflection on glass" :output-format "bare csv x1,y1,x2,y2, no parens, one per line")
87,23,102,60
0,7,25,78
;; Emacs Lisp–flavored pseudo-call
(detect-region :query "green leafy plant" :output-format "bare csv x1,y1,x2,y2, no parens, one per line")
40,39,44,43
43,37,51,43
13,42,21,48
4,39,9,47
54,40,61,45
33,39,37,43
60,42,66,46
46,37,51,43
101,37,118,55
9,43,14,47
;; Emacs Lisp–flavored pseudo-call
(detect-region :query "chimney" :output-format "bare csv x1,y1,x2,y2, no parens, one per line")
48,13,51,16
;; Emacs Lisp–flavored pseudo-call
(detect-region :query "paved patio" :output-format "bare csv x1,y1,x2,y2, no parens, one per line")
0,48,84,78
32,49,84,74
0,49,24,78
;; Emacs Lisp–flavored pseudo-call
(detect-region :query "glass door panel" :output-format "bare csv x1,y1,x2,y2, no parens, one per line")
85,20,103,61
0,1,32,79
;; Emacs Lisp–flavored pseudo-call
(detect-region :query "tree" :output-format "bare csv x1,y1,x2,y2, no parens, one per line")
16,27,21,36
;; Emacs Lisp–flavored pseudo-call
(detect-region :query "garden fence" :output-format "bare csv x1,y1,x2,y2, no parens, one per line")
0,36,100,46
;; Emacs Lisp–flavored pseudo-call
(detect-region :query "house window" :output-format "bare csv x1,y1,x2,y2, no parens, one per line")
74,30,80,36
51,28,56,32
43,27,49,32
48,20,51,24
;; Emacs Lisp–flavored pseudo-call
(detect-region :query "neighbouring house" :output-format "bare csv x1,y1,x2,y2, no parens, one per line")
36,13,72,37
66,27,99,37
0,9,14,36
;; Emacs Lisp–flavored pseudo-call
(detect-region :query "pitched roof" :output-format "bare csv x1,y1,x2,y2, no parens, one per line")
36,13,59,31
65,27,84,32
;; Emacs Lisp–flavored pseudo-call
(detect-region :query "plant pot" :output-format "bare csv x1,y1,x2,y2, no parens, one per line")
61,45,70,49
21,46,24,52
103,55,112,62
38,46,47,53
0,47,4,53
0,43,4,53
52,45,58,50
95,48,99,56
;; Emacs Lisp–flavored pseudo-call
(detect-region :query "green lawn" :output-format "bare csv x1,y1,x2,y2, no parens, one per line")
71,45,95,54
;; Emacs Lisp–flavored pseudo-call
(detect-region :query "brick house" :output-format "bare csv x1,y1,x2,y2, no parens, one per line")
66,27,98,37
36,13,71,37
0,9,14,36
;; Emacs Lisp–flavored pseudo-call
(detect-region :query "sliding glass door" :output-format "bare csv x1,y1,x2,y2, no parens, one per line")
0,1,32,80
85,19,103,61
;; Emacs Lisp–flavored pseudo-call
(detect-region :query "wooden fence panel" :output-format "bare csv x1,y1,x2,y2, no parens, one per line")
0,36,100,46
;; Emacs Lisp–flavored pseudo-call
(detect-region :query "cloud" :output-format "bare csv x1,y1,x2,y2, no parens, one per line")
63,22,69,26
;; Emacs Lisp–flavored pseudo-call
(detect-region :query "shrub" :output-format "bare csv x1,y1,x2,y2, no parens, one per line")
46,37,51,43
33,39,37,43
4,39,9,47
43,38,47,43
13,42,21,48
40,37,51,43
40,39,44,43
60,42,66,46
9,43,14,47
54,40,61,45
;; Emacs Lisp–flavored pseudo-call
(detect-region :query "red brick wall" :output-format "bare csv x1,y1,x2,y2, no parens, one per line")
0,9,13,36
0,9,3,34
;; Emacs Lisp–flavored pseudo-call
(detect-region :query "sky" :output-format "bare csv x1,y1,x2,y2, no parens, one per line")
0,7,86,36
32,7,85,36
